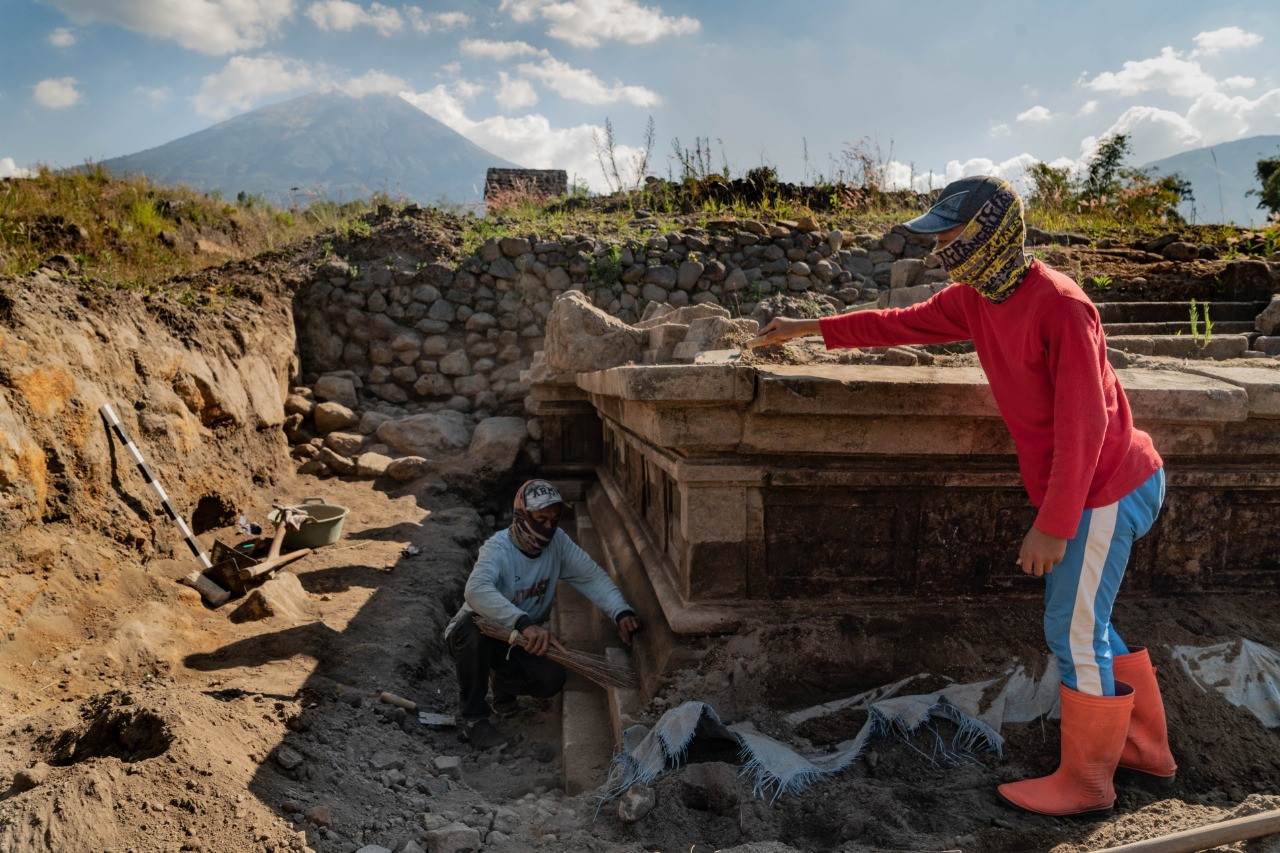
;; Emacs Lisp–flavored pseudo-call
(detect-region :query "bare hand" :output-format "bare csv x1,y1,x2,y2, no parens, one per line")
521,624,566,657
617,615,643,646
755,317,820,347
1017,526,1068,578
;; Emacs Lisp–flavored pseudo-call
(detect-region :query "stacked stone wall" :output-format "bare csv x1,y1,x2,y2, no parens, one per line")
294,219,945,418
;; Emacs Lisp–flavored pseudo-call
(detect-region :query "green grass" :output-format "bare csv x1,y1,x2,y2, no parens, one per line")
5,165,1277,308
1,164,327,290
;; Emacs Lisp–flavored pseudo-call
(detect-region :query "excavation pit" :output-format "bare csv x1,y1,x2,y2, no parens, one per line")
49,700,175,766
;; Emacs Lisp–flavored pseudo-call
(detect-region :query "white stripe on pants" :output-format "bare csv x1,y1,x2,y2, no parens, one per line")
1066,502,1118,696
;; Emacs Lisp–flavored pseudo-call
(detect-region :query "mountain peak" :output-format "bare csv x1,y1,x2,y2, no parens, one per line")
1143,135,1280,226
99,91,519,206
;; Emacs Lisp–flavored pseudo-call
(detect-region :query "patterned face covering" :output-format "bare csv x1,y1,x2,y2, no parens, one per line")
933,181,1033,303
509,479,561,557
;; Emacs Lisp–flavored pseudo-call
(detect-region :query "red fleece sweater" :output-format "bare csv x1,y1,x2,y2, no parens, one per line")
818,260,1163,539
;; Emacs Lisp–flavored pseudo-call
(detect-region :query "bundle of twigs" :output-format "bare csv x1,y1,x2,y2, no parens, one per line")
473,616,638,690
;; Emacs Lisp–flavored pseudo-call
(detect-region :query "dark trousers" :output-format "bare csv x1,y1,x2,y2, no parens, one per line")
447,612,567,721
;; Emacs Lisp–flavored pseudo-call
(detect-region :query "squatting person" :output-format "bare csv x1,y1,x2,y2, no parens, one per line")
756,175,1176,816
444,479,642,750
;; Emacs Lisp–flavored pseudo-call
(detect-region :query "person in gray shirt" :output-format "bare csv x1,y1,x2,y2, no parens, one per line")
445,479,642,749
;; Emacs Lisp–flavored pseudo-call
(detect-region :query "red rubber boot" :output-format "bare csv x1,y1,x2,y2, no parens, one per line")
1113,646,1177,783
998,682,1134,816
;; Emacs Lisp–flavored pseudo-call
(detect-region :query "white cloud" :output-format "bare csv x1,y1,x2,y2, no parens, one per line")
440,62,461,75
1068,87,1280,167
433,11,472,30
405,7,472,33
989,123,1010,137
1191,26,1262,57
305,1,403,36
1077,100,1097,116
499,0,699,48
49,27,76,47
332,70,408,97
916,153,1043,194
1083,46,1218,98
1091,105,1203,162
191,54,315,117
1,157,35,179
460,38,544,60
496,71,538,110
454,79,485,100
402,83,645,190
1185,89,1280,145
1222,75,1256,90
1016,105,1052,122
33,77,82,109
516,57,659,106
45,0,293,55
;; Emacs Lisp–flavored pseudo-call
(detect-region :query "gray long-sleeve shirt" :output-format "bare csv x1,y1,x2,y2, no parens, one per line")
445,528,632,638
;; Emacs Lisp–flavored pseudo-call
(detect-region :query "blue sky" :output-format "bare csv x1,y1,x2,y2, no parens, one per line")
3,1,1280,195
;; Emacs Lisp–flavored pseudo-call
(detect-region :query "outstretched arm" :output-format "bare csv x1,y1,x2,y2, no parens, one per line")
557,534,643,645
757,289,971,350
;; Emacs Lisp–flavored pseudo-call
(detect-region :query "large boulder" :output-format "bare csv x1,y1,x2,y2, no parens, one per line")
313,401,360,434
314,373,359,409
467,417,528,478
375,411,473,457
543,291,647,373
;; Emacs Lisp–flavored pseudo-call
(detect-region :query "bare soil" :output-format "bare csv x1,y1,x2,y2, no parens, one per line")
4,468,1280,853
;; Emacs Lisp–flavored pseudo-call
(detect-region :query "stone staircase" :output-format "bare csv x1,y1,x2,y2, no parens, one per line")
1098,299,1273,359
1097,300,1266,336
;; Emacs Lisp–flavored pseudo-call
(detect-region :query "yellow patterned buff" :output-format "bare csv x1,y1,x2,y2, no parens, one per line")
933,181,1032,303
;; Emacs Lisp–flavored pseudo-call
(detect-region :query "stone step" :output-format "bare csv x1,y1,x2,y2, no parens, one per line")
1104,320,1256,336
1095,301,1268,323
1108,334,1255,359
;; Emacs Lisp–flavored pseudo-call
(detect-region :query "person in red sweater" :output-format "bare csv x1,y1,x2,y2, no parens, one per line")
757,176,1176,817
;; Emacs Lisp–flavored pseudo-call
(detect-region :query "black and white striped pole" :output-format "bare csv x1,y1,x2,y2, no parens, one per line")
100,403,230,606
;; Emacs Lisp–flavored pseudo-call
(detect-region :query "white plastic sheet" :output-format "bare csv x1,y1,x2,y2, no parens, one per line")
1171,638,1280,728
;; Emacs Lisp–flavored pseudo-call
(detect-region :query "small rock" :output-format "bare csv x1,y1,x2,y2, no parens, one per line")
424,821,480,853
617,783,655,824
491,807,520,835
230,573,312,623
355,846,392,853
433,755,463,781
274,746,304,770
386,456,433,482
416,776,450,797
304,806,332,827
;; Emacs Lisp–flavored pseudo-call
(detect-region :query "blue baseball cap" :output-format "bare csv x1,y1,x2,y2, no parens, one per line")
902,175,1007,234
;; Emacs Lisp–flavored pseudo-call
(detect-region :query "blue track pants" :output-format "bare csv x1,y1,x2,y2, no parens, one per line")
1043,468,1165,696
